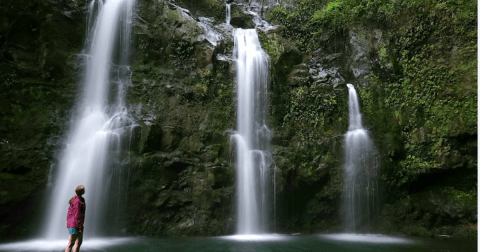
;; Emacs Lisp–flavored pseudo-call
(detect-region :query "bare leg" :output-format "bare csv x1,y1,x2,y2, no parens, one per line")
73,232,83,252
65,234,78,252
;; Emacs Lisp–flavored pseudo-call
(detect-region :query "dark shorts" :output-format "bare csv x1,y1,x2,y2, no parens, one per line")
68,228,79,235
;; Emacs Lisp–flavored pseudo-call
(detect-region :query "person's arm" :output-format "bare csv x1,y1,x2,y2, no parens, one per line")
67,201,78,228
73,200,83,229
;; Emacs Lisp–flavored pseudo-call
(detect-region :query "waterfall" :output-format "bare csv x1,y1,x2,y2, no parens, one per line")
343,84,379,232
226,3,231,25
231,29,273,234
43,0,136,239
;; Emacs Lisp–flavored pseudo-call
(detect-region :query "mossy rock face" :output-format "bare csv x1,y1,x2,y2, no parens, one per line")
126,148,236,236
0,0,86,239
378,167,477,234
257,28,301,77
264,0,476,237
133,1,203,66
229,3,254,29
175,0,226,25
124,0,237,236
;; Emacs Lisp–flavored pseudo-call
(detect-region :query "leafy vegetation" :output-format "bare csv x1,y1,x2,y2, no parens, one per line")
282,85,346,143
357,1,476,187
269,0,476,203
267,0,476,51
267,0,324,50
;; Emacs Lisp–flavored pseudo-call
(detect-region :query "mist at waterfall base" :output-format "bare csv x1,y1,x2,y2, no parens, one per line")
0,235,476,252
342,84,380,233
41,0,137,240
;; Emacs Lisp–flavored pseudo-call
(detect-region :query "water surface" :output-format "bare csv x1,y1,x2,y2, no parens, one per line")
0,234,475,252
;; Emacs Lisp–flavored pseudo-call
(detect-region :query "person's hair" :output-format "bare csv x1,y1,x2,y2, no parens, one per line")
75,185,85,195
68,185,85,204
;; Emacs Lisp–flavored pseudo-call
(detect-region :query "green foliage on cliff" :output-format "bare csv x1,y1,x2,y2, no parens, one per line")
267,0,323,50
441,186,477,208
268,0,476,51
356,0,477,187
269,0,477,222
257,31,285,66
277,83,347,187
283,86,343,138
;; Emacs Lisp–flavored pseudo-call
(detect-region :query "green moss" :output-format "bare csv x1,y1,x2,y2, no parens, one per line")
127,60,173,106
267,0,477,53
401,225,429,236
194,83,208,95
203,87,234,140
282,85,346,145
193,70,212,98
164,7,184,25
0,173,16,180
203,0,225,19
355,0,477,188
171,40,195,60
440,186,477,207
266,1,322,50
258,31,285,64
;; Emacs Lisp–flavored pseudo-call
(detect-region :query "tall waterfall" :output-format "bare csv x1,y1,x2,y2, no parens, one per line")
44,0,136,239
343,84,379,232
231,29,273,234
226,3,231,25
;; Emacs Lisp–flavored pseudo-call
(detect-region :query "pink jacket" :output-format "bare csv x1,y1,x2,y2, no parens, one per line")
67,196,86,228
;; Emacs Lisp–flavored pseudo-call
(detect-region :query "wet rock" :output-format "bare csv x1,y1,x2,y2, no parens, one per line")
0,0,85,239
175,0,226,25
125,0,238,237
258,28,301,73
286,63,309,87
229,3,255,29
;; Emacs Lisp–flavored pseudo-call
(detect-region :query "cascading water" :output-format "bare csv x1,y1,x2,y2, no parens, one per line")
343,84,379,232
226,3,231,25
43,0,136,239
231,29,273,234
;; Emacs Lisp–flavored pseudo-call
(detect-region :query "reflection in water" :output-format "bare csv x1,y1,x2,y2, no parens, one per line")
219,234,290,242
319,233,413,244
0,238,135,252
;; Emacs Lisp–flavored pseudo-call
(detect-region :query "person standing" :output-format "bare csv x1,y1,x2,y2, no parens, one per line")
65,185,86,252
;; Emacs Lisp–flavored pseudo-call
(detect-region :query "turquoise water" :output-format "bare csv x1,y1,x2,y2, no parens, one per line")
0,234,475,252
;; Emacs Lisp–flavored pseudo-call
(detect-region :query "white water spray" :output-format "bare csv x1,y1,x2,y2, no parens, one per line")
44,0,136,239
232,29,273,234
343,84,379,232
